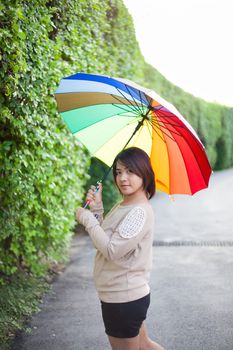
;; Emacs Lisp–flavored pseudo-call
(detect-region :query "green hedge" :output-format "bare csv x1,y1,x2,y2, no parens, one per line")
0,0,233,279
0,0,146,277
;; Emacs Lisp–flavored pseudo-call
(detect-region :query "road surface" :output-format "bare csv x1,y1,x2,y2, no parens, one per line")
12,168,233,350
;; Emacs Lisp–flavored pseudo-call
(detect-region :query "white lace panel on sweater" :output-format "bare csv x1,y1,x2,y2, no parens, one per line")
118,207,146,239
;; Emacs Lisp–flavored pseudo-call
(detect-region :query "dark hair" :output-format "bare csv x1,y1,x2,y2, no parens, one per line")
112,147,156,199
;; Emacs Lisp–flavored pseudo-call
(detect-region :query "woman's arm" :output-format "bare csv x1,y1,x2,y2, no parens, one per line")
76,206,148,261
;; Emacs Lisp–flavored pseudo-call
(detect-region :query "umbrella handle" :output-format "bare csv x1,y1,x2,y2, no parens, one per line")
82,164,112,209
83,181,102,209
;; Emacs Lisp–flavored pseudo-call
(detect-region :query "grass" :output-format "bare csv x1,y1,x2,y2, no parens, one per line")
0,273,50,350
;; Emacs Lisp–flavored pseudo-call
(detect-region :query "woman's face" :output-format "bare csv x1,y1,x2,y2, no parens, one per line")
115,161,144,197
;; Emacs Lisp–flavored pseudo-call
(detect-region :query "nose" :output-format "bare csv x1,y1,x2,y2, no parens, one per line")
119,172,128,182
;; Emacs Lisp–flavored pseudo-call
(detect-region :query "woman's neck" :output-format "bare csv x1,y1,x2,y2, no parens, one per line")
121,191,148,206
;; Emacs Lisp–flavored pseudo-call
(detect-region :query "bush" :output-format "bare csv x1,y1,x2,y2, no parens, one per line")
0,0,233,279
0,0,91,276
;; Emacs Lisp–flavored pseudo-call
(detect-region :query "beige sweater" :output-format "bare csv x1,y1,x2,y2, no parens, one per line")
79,201,155,303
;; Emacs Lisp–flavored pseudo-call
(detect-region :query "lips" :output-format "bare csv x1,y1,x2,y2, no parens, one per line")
120,185,130,190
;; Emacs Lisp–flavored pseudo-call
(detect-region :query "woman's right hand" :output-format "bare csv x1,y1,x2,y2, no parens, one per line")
86,182,103,209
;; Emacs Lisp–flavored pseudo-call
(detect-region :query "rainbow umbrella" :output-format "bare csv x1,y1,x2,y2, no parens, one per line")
55,72,212,195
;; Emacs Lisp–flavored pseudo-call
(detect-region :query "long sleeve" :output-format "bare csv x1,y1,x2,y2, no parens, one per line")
89,201,104,224
78,207,148,261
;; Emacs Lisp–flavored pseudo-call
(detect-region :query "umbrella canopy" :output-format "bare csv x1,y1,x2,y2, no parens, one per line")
55,72,212,195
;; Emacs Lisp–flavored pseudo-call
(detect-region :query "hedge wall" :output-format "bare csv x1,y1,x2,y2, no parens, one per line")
0,0,148,277
0,0,232,278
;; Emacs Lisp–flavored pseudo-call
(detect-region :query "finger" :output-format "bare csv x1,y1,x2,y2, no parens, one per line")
88,187,95,193
86,195,94,203
86,192,94,200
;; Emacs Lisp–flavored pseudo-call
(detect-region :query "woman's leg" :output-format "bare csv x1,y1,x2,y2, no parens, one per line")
108,335,140,350
139,322,165,350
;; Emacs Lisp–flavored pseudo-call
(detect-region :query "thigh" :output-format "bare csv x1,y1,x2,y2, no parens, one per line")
108,335,140,350
139,321,149,345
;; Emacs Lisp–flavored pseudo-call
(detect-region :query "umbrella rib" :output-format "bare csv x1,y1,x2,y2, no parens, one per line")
116,87,144,115
57,101,141,114
153,110,209,159
145,119,153,138
148,96,154,109
86,119,137,155
151,112,187,138
151,119,179,142
154,108,177,118
138,90,145,110
152,122,183,141
124,84,146,114
148,120,167,143
111,103,141,116
138,90,149,110
151,105,164,113
154,112,209,175
154,116,184,128
153,106,180,119
136,91,155,125
109,93,140,112
121,111,152,150
70,110,139,134
152,119,184,136
150,116,191,144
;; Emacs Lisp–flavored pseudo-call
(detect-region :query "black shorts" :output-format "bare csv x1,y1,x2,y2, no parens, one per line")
100,294,150,338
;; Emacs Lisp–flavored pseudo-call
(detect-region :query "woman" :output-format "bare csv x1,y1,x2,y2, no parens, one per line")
76,147,165,350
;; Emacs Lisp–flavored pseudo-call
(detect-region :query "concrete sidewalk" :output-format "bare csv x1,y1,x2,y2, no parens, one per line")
12,169,233,350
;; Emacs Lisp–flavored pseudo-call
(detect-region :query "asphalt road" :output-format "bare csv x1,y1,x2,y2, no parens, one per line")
12,168,233,350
